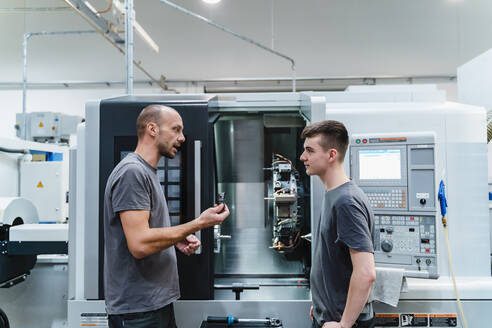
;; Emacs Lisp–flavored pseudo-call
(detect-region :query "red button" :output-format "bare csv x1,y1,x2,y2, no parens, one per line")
362,139,367,144
425,249,430,253
410,217,414,221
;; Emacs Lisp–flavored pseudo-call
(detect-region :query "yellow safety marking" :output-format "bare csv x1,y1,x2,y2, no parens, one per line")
39,122,44,127
37,181,44,188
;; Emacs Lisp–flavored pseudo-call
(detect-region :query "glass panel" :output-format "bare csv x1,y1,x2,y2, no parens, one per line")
158,157,165,168
167,152,181,167
157,169,165,182
168,169,180,182
170,215,180,226
167,184,180,198
168,200,180,213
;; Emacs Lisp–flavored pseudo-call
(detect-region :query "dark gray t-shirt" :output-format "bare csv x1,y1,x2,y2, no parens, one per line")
104,152,180,315
311,181,374,324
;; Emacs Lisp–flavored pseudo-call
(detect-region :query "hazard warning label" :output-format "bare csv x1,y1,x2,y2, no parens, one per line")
375,313,399,327
429,313,457,327
400,313,428,327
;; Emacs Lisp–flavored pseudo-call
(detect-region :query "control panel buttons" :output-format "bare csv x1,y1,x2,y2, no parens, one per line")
381,239,393,253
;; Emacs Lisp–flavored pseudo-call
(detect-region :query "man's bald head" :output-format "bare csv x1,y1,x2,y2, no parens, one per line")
136,104,178,139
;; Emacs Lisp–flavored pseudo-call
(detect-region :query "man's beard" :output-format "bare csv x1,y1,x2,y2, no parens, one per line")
158,143,175,158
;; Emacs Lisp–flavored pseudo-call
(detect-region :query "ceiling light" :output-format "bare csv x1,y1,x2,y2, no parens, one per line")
202,0,221,4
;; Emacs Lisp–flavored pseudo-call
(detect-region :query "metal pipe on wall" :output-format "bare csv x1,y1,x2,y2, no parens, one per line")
125,0,134,95
22,30,97,140
159,0,297,92
0,7,71,13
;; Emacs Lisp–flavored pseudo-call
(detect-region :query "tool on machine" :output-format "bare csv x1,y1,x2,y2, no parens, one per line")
205,315,282,327
264,154,302,253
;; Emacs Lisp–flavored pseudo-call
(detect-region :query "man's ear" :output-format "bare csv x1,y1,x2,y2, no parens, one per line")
148,122,158,137
328,148,338,163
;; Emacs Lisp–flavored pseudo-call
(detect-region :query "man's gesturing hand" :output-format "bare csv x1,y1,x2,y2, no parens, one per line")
176,234,201,255
197,203,230,228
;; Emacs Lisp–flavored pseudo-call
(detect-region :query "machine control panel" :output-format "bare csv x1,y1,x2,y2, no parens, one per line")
365,188,406,209
350,133,438,278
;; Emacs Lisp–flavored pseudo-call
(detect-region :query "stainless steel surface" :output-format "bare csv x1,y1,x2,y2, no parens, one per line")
159,0,296,92
68,147,77,300
84,101,100,299
195,140,202,254
214,277,309,301
214,118,304,276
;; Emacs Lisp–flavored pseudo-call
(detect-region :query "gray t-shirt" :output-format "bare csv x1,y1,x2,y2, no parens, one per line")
103,152,180,315
311,180,374,324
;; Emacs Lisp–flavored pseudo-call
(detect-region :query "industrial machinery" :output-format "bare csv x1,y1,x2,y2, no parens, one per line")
0,139,70,328
68,88,492,327
267,154,304,255
16,112,83,145
350,133,438,278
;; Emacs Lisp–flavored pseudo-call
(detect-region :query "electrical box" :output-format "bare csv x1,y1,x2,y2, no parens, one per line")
20,161,64,223
16,112,83,144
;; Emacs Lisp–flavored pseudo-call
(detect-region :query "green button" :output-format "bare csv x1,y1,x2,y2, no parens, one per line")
356,139,361,144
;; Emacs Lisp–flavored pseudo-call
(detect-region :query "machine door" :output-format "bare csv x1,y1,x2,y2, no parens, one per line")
99,96,215,299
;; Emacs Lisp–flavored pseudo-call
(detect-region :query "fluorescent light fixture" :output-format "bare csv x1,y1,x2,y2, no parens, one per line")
202,0,221,4
112,0,159,53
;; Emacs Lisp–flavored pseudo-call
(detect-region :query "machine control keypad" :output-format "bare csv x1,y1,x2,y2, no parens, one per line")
367,189,406,209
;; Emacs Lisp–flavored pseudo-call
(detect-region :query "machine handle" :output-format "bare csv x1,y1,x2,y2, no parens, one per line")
206,316,237,324
194,140,202,255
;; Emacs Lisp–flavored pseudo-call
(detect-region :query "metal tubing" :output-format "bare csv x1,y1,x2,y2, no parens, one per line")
0,7,71,13
62,0,162,89
22,30,96,139
125,0,134,95
159,0,297,92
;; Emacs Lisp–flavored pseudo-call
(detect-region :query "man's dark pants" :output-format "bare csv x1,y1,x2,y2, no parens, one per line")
312,316,376,328
108,303,177,328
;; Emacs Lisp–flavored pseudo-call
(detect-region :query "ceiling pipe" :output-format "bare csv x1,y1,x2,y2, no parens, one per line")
22,30,97,140
159,0,297,92
62,0,164,90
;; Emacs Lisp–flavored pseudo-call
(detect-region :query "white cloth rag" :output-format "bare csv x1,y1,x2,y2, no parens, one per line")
368,267,406,307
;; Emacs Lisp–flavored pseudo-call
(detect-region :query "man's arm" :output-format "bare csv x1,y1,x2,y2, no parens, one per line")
121,204,229,259
338,249,376,328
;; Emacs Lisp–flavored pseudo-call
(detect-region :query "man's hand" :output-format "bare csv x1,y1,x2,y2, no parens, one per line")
310,306,314,321
197,203,230,228
176,234,201,255
322,322,342,328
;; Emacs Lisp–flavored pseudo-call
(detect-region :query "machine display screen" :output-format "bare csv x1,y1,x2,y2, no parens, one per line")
359,149,401,180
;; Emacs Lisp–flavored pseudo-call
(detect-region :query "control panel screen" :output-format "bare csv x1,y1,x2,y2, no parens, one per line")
359,149,401,180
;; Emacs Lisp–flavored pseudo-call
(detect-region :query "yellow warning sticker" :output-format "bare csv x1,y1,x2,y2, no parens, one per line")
39,122,44,127
37,181,44,188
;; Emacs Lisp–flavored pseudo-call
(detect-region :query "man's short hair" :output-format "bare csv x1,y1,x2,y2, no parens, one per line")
136,104,175,138
301,120,349,161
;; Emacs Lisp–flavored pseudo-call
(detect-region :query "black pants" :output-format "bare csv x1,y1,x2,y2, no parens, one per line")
312,316,375,328
108,303,177,328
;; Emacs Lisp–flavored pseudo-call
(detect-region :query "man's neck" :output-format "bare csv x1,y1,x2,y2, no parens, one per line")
134,144,161,168
320,165,350,191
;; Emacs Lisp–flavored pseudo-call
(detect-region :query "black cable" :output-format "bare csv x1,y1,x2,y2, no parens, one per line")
0,146,28,155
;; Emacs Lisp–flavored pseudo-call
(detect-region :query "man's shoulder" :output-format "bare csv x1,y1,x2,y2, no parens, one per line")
109,158,148,184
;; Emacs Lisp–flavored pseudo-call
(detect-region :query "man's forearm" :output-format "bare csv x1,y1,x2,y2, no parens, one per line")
339,272,374,328
136,219,203,258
